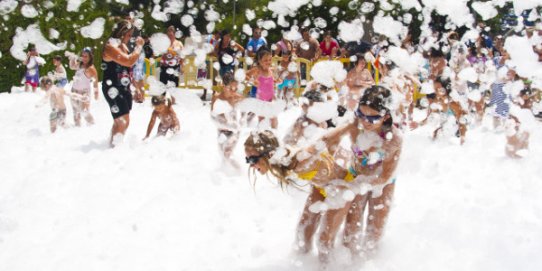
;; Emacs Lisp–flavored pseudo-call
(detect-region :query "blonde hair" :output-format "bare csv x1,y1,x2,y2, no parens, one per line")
244,131,297,188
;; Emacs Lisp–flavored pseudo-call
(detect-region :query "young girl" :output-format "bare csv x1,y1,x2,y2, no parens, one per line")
277,50,299,107
69,47,99,127
211,72,245,168
246,48,281,129
144,93,180,139
52,55,68,88
244,130,356,263
23,47,43,92
322,85,403,258
411,78,468,144
40,77,67,133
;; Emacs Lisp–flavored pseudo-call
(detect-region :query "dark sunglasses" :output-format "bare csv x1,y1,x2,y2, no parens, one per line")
82,47,92,53
245,154,265,165
355,108,383,123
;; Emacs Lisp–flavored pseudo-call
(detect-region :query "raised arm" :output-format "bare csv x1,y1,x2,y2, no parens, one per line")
103,37,144,67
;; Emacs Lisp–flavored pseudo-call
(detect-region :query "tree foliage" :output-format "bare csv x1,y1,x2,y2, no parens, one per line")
0,0,537,93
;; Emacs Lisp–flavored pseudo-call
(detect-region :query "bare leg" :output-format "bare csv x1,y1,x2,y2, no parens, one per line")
110,114,130,147
50,119,57,133
295,187,325,254
318,201,352,263
343,193,370,255
82,101,94,125
364,183,395,253
72,98,82,127
271,117,278,129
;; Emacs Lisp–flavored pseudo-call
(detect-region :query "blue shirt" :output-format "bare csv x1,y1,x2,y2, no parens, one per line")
246,37,267,54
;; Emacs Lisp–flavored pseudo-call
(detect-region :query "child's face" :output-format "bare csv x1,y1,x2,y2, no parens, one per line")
259,54,272,69
226,81,238,93
154,104,167,113
81,52,90,65
53,59,60,66
245,148,269,174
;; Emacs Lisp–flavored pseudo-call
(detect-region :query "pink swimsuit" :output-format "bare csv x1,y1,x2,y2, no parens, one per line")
257,75,274,102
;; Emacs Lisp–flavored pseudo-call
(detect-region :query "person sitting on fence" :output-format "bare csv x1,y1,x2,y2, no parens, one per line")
144,93,180,139
320,31,340,59
246,26,267,58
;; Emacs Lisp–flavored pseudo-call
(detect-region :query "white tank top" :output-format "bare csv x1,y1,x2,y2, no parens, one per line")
72,68,92,91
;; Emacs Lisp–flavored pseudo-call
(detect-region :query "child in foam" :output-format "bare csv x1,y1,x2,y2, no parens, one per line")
277,50,300,108
211,72,245,168
246,48,282,129
39,77,67,133
321,85,403,259
23,47,44,92
144,93,180,139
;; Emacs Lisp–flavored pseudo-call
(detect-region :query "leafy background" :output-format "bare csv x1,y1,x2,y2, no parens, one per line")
0,0,522,92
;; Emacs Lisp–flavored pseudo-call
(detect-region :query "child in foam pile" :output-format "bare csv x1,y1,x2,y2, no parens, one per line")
40,76,67,133
144,93,180,139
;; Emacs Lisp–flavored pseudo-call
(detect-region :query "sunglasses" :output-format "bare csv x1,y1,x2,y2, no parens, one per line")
355,108,383,123
245,154,265,165
82,47,92,53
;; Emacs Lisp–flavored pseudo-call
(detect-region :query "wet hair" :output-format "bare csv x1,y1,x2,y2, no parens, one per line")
110,20,133,39
80,48,94,69
222,71,235,86
151,93,175,107
53,55,62,62
256,46,272,66
358,85,393,129
435,77,452,96
40,76,53,88
218,29,231,51
355,53,366,65
244,130,296,188
151,95,165,106
430,47,445,58
302,89,323,103
448,31,459,41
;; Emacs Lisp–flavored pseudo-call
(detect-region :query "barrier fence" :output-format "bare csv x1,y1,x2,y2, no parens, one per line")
143,55,389,97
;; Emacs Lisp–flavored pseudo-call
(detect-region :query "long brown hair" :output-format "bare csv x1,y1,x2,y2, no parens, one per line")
81,47,94,69
244,130,297,188
109,20,133,40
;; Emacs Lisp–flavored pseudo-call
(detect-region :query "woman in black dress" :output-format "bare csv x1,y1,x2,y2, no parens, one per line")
101,20,145,147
